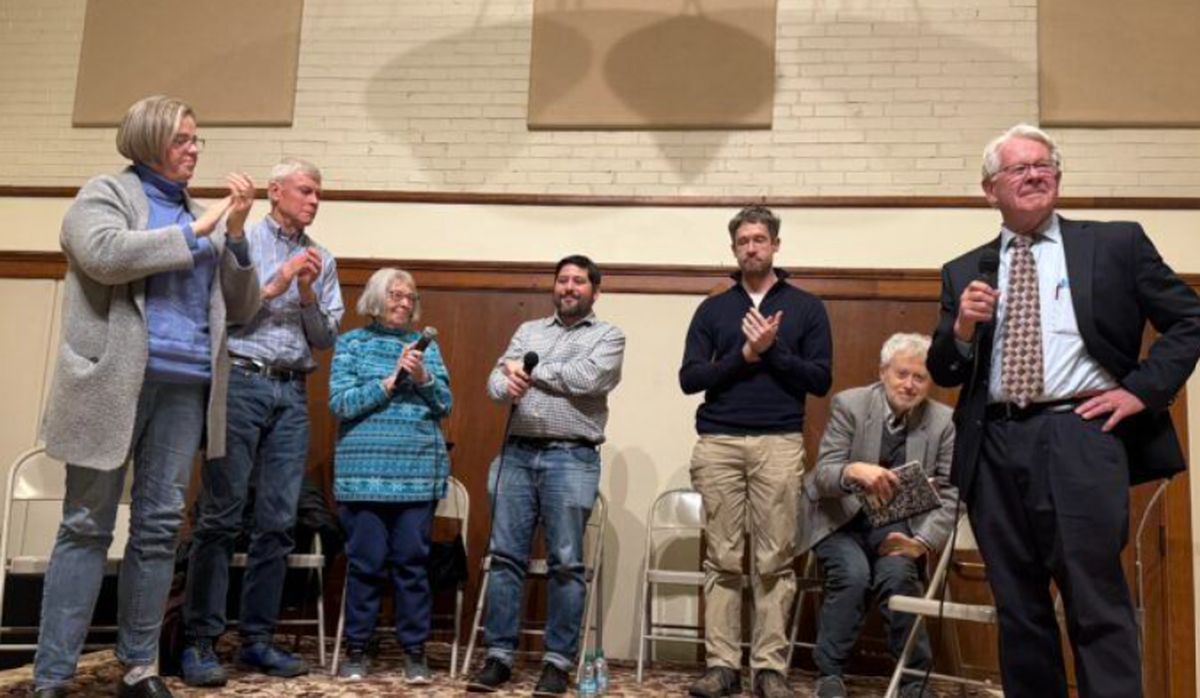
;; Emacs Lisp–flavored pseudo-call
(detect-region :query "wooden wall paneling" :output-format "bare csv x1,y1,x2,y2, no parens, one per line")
0,252,1193,690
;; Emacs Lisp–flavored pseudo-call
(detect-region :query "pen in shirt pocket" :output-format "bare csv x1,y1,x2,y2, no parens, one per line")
1055,277,1068,300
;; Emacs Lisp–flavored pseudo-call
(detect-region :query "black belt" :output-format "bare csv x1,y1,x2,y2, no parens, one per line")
985,397,1087,421
507,436,599,451
229,355,306,382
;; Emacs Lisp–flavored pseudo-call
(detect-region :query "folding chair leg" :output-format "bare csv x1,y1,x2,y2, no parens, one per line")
636,576,651,683
450,587,463,679
316,566,326,668
884,614,927,698
577,569,598,677
329,580,349,677
463,559,492,676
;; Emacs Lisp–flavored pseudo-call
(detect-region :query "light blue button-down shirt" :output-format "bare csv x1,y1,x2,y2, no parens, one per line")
227,215,345,371
985,214,1116,403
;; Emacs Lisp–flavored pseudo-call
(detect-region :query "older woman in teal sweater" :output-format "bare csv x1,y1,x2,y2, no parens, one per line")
329,267,452,682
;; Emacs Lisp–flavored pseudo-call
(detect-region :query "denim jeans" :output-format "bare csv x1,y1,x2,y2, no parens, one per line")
35,381,206,689
338,501,436,652
184,368,309,643
483,443,600,671
812,519,932,680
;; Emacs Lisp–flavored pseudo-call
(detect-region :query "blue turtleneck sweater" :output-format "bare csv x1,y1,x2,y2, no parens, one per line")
135,163,217,383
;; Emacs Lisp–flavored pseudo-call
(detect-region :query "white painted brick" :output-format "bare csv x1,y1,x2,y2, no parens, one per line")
0,0,1196,197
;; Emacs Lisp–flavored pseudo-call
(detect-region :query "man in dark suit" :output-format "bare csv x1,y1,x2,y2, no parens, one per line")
927,123,1200,698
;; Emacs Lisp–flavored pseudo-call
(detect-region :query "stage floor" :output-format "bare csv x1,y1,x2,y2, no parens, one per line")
0,641,995,698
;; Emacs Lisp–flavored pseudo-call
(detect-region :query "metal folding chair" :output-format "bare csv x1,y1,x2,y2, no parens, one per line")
0,446,132,653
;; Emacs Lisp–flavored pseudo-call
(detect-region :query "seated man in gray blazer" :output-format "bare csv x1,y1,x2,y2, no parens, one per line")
797,333,957,698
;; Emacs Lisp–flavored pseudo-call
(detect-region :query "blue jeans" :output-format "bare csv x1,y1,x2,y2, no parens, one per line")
338,501,436,652
483,443,600,671
812,519,932,681
184,368,309,643
35,381,206,689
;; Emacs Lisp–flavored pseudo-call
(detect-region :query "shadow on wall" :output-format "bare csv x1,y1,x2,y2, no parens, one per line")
356,2,1025,192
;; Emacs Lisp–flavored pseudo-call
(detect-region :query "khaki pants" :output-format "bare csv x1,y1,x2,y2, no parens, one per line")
689,433,804,673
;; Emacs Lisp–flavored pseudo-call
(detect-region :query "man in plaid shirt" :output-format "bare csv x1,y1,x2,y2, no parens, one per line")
467,254,625,697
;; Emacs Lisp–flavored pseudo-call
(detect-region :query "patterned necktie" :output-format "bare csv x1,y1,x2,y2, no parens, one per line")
1001,235,1044,407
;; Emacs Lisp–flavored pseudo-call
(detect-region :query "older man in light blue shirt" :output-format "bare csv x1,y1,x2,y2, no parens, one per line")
181,158,344,687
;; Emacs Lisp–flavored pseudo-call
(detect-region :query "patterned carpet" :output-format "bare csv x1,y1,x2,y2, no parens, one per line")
0,641,994,698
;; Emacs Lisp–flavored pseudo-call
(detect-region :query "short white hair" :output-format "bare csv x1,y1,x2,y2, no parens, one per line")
270,157,322,184
357,268,421,323
880,332,931,368
981,123,1063,180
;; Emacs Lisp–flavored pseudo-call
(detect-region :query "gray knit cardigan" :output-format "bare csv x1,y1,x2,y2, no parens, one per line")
40,167,261,470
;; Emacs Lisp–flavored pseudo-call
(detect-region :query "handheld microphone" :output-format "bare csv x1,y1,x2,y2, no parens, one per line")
510,352,539,411
975,248,1001,337
978,248,1000,289
394,326,438,383
522,351,539,376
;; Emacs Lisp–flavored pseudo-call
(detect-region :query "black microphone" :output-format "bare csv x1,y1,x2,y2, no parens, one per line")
394,326,438,383
510,352,539,410
522,351,539,376
978,248,1000,289
976,248,1000,331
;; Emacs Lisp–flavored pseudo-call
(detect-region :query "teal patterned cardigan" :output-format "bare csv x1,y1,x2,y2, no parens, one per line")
329,322,452,502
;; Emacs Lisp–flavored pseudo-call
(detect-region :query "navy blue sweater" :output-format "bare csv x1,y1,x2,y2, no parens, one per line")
680,270,833,434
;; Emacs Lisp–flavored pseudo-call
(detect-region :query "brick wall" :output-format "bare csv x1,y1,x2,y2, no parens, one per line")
2,0,1200,196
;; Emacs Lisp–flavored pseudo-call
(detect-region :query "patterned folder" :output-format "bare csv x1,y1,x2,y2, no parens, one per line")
856,461,941,527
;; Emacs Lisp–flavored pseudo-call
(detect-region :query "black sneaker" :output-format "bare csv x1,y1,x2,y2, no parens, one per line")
689,667,743,698
466,658,512,693
814,675,847,698
532,663,570,697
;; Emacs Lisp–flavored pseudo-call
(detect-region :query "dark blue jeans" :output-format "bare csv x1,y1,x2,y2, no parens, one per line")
338,501,436,652
35,382,206,689
813,519,932,681
483,443,600,671
184,368,310,643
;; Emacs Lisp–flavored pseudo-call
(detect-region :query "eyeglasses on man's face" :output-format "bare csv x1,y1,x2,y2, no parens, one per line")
995,160,1058,180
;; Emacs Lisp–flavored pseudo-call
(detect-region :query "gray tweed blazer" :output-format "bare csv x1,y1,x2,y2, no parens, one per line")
40,167,260,469
796,382,958,556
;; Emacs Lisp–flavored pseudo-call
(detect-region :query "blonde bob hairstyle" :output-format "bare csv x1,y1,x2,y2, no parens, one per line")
116,95,195,166
357,267,422,324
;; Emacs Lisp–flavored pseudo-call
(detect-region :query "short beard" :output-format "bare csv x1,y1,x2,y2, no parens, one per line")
555,295,593,321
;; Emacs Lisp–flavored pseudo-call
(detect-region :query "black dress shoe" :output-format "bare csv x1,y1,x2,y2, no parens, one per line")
115,676,173,698
33,687,69,698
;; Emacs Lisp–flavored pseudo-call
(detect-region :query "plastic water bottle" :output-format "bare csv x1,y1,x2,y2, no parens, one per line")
578,652,597,698
594,649,609,696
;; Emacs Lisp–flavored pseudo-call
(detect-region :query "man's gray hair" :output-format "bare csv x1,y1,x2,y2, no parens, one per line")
880,332,931,368
357,267,421,323
981,123,1063,180
115,95,194,167
270,157,322,184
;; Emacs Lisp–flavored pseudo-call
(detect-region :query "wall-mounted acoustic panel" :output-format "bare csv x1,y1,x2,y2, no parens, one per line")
1040,0,1200,127
73,0,304,127
528,0,777,130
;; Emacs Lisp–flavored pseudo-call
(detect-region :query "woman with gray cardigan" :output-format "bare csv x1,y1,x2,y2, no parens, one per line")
33,96,261,698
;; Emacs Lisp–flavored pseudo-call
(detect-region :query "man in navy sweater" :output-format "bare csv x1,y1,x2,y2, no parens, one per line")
680,206,833,698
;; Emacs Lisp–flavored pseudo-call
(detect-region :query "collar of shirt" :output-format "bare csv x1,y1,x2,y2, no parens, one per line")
884,402,910,434
999,212,1059,252
264,213,310,248
547,311,597,329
